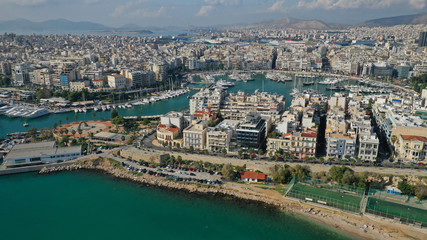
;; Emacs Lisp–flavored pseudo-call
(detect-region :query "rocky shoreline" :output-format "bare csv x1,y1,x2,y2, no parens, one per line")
39,158,427,240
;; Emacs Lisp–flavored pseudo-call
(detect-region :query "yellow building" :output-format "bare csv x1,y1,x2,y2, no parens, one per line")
395,135,427,163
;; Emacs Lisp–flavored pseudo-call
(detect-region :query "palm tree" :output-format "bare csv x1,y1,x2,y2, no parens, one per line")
58,120,62,126
71,129,76,138
92,112,96,119
74,115,78,122
65,116,69,122
78,129,83,138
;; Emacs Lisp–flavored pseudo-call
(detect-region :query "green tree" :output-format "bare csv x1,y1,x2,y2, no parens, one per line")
291,165,311,179
27,127,38,139
390,135,397,145
71,129,76,138
111,109,119,119
77,129,83,137
142,118,150,125
111,116,125,130
238,148,244,159
0,75,11,87
221,163,237,181
121,135,126,143
397,180,416,196
258,149,264,156
53,123,58,129
221,148,227,156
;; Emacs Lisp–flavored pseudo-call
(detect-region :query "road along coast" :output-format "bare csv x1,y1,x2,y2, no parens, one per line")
39,157,427,240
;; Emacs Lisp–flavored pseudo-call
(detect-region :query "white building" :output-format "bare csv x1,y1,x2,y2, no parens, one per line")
3,141,81,167
107,74,126,89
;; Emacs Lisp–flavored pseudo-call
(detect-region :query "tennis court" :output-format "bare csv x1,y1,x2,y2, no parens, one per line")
287,183,363,213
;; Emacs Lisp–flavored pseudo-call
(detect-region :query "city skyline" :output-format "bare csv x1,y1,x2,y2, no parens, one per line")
0,0,426,27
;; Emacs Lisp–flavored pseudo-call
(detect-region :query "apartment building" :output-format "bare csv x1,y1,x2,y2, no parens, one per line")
183,120,208,150
267,132,317,159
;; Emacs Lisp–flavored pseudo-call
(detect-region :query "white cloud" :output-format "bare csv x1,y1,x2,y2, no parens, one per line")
409,0,426,8
296,0,424,9
0,0,47,6
196,5,214,16
83,0,100,4
268,0,287,12
111,0,165,18
196,0,241,16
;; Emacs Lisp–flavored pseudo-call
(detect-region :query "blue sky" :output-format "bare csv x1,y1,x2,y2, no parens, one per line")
0,0,426,27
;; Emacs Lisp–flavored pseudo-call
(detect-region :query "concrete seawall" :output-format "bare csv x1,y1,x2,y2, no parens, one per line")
0,160,78,176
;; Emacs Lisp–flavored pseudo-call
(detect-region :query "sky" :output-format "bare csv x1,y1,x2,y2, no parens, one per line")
0,0,426,27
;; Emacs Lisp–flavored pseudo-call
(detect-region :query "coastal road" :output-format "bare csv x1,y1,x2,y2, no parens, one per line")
125,147,427,177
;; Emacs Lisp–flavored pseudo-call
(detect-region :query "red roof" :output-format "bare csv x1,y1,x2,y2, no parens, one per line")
302,132,317,138
240,171,266,180
108,74,124,77
167,128,179,132
158,124,167,128
401,135,427,142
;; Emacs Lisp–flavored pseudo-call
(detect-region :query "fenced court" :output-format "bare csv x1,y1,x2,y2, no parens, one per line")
366,188,427,227
285,178,365,213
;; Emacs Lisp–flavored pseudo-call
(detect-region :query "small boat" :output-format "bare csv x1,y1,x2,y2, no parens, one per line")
303,82,315,86
23,123,29,127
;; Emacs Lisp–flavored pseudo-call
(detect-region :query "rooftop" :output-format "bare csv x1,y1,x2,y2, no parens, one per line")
5,141,81,160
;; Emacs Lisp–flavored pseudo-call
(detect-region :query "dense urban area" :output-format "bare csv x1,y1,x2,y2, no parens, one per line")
1,23,427,235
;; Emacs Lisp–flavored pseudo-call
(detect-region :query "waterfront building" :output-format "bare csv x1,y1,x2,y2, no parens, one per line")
206,126,232,152
357,132,379,162
372,63,393,77
92,79,104,88
70,81,90,91
160,111,185,132
240,171,266,183
107,74,126,89
221,90,285,122
183,120,207,150
12,63,31,86
395,65,410,79
3,141,81,168
326,133,357,159
267,131,317,159
156,124,181,147
236,112,266,149
189,88,225,115
394,135,427,163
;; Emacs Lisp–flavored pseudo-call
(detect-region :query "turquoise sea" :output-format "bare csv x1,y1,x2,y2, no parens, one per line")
0,171,353,240
0,74,357,138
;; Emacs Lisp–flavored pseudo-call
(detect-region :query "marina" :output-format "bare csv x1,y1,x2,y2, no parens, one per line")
0,73,396,139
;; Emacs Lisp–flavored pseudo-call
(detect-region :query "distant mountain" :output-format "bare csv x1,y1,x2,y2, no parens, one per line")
0,18,109,32
118,24,144,31
356,13,427,27
0,19,153,34
242,17,347,30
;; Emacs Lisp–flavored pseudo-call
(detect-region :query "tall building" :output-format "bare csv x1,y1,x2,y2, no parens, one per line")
107,74,126,89
12,63,31,86
236,112,266,149
1,62,12,75
419,32,427,47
